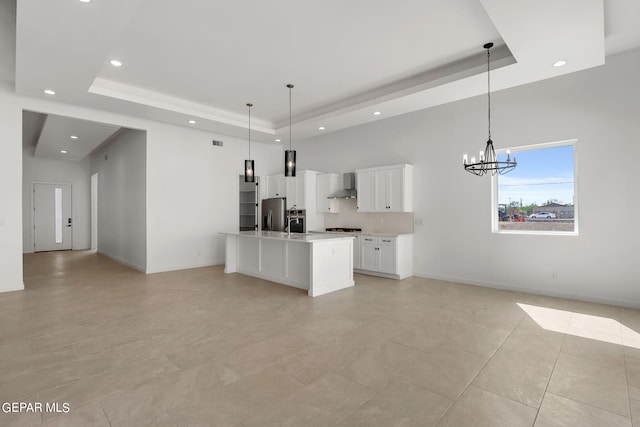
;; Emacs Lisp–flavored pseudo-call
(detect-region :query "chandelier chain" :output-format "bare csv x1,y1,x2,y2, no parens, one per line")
487,46,491,141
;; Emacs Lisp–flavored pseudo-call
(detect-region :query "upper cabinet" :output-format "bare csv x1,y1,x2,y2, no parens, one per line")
265,175,296,209
316,173,340,213
356,170,375,212
356,164,413,212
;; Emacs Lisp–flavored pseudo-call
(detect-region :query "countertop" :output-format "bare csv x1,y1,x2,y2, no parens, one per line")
308,230,412,237
223,231,355,242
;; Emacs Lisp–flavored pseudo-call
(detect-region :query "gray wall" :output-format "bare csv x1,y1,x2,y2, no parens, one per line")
90,129,147,272
296,48,640,308
22,148,92,253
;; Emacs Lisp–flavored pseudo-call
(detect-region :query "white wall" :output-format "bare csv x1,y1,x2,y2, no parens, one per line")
0,84,23,292
296,48,640,308
22,148,91,253
0,80,282,289
90,129,147,271
146,125,282,273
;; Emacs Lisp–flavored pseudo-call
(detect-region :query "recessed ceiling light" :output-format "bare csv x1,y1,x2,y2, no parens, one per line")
188,120,196,124
70,135,78,139
44,89,55,95
373,111,381,116
318,126,325,130
553,60,567,67
110,60,122,67
79,0,91,3
275,139,281,142
60,150,68,154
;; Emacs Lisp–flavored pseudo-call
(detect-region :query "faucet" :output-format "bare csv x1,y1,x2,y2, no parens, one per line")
287,205,299,237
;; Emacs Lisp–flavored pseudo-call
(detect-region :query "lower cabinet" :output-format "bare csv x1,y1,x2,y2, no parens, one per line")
357,234,412,279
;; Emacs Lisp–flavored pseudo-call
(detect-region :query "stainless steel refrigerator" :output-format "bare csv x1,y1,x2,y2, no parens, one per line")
261,197,286,231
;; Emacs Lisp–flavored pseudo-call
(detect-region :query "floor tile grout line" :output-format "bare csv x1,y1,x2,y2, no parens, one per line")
624,343,633,421
531,316,570,426
430,314,524,423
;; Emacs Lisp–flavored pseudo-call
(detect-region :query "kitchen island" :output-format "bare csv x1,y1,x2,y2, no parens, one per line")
223,231,354,297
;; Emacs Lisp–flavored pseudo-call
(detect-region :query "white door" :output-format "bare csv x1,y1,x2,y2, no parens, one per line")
34,183,72,252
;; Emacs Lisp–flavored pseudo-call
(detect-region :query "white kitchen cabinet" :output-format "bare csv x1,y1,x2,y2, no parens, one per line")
316,173,340,213
355,171,375,212
356,164,413,212
266,175,296,209
378,238,397,274
356,234,412,279
266,175,284,198
296,171,323,231
352,235,361,269
360,237,378,271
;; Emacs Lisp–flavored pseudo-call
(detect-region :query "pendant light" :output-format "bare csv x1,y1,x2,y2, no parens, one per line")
244,103,255,182
284,83,296,177
463,43,516,176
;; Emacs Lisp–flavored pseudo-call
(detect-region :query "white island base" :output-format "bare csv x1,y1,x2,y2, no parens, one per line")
224,231,354,297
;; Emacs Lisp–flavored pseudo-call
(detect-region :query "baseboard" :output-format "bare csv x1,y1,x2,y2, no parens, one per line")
0,282,25,293
412,272,640,310
310,279,354,297
146,260,221,275
98,251,146,273
354,269,408,280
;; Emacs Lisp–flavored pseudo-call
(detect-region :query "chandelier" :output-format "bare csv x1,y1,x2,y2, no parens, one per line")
463,42,516,176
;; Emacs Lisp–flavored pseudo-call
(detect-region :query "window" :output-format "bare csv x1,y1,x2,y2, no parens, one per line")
493,140,577,234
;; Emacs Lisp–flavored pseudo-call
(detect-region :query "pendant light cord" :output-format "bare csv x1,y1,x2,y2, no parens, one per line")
247,103,253,160
288,85,292,151
487,46,491,141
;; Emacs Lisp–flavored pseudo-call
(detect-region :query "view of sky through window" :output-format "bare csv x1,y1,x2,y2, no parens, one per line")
498,145,574,206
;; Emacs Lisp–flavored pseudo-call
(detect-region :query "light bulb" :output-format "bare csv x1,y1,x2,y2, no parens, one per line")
463,154,468,164
288,161,293,167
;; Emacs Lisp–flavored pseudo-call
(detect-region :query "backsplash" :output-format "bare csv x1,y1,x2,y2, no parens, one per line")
323,198,414,234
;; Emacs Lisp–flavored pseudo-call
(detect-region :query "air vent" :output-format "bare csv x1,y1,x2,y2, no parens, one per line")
212,140,224,147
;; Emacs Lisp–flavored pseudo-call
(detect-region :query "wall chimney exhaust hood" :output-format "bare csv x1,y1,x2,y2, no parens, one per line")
328,173,357,199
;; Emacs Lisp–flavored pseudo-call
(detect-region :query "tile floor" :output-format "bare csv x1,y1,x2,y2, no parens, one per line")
1,250,639,426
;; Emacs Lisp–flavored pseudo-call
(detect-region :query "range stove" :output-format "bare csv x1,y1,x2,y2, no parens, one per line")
325,227,362,233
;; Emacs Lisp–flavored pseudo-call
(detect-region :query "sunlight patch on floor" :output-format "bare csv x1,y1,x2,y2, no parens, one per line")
517,303,639,349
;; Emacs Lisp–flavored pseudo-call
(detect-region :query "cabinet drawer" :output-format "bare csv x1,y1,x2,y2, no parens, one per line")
378,237,396,246
361,236,378,244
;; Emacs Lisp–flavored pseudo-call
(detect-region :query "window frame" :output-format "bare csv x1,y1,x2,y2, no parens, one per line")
491,139,579,236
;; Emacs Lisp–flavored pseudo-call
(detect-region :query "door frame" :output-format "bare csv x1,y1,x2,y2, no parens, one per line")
32,181,74,252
